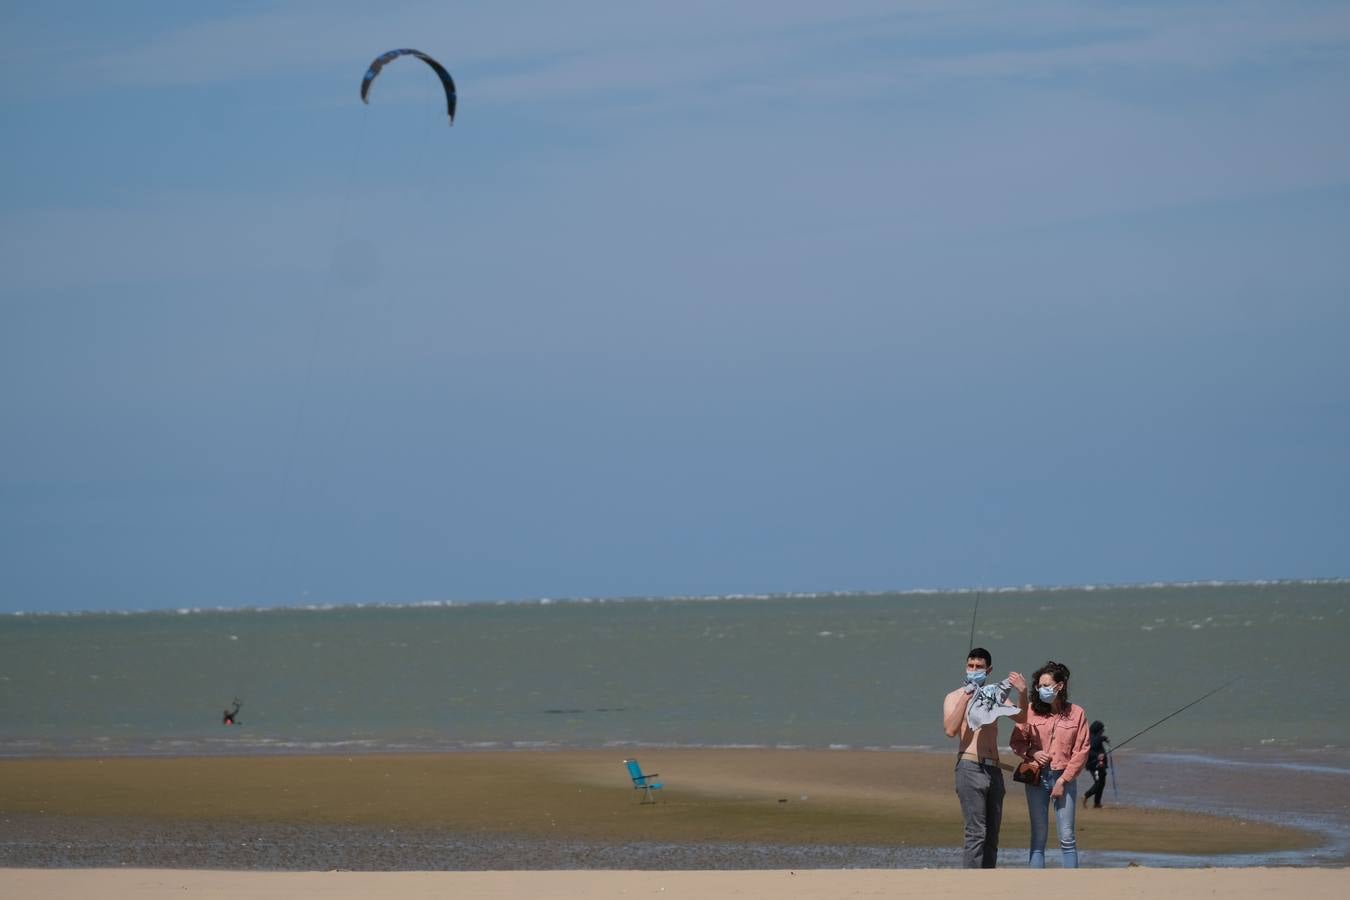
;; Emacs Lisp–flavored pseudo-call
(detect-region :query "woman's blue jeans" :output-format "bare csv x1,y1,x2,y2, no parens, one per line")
1024,769,1078,868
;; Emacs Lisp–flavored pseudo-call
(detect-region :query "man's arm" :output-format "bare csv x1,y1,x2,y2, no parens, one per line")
943,688,971,738
1008,671,1028,724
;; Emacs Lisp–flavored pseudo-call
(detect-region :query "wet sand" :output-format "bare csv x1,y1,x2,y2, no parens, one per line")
0,749,1318,870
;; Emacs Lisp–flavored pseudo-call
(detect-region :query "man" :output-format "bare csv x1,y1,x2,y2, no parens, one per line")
1083,720,1110,808
943,648,1025,868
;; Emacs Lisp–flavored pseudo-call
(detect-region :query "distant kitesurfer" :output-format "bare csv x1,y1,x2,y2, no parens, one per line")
222,698,241,726
1083,720,1110,808
942,647,1027,868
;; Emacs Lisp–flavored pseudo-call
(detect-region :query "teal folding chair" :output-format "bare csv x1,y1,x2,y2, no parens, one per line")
623,758,663,804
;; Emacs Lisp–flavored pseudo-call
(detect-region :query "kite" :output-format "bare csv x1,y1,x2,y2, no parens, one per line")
360,49,456,124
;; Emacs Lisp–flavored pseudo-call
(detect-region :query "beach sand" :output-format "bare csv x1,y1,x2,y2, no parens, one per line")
3,868,1349,900
0,749,1318,870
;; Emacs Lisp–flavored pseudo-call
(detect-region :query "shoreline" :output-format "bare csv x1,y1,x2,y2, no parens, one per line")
0,748,1329,870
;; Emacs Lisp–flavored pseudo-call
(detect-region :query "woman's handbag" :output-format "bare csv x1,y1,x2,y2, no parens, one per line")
1013,717,1058,784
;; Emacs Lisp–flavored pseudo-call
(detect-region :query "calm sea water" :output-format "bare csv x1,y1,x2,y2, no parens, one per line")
2,581,1345,757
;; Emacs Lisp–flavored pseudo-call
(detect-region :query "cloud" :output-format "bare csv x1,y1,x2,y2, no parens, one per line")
6,63,1349,300
6,1,1349,307
910,4,1350,81
9,0,1350,111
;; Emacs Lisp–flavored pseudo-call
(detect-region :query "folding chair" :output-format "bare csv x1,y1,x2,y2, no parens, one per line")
623,758,663,804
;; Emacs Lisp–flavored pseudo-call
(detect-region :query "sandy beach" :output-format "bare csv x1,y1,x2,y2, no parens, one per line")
3,868,1349,900
0,749,1321,870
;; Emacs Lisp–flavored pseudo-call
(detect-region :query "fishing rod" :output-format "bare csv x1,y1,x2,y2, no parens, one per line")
967,591,981,651
1106,677,1237,757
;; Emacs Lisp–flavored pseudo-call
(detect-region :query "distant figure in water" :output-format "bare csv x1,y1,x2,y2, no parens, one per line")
222,698,241,726
1083,720,1109,808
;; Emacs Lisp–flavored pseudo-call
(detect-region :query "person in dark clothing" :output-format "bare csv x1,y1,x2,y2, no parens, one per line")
1083,720,1109,808
222,698,241,726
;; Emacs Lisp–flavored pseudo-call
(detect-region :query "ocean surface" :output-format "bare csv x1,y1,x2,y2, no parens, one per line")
3,580,1348,864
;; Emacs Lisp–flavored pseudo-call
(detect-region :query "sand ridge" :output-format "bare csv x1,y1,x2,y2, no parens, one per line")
0,749,1313,859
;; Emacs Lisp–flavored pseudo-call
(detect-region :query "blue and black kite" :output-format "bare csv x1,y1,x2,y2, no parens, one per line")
360,49,456,125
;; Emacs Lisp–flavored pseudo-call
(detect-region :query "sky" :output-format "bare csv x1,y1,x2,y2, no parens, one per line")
2,1,1348,613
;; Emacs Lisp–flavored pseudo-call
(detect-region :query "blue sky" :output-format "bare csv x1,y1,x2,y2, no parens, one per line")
3,1,1348,613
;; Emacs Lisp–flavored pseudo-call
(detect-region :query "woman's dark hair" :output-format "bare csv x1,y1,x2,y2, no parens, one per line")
1089,720,1105,735
1030,660,1071,716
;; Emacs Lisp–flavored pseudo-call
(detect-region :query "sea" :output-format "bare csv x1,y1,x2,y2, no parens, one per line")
3,579,1348,865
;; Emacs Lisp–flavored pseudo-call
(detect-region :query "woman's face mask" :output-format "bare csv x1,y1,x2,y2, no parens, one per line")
1037,684,1059,703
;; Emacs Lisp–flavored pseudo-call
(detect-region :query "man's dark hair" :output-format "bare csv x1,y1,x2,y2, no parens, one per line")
967,647,992,667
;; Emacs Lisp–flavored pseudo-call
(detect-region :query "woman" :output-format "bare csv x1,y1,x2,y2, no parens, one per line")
1010,660,1091,868
1082,720,1109,809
